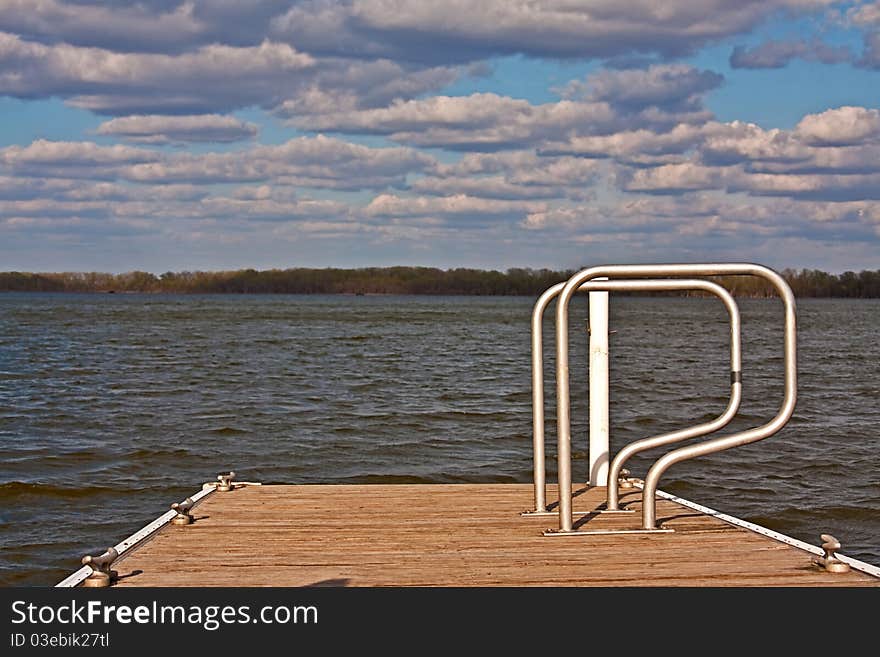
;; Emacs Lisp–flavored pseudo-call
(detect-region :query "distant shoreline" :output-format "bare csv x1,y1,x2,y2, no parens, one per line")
2,266,879,298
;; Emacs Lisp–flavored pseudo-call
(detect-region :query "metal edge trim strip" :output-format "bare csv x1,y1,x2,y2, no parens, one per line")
55,484,217,588
646,483,880,579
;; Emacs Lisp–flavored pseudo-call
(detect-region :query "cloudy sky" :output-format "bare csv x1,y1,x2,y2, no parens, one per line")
1,1,879,274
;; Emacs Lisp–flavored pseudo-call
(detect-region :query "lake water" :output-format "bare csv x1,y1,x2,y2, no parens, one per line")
1,292,878,586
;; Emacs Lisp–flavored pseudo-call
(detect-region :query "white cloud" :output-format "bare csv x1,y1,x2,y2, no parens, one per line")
431,151,541,176
729,38,852,68
0,1,849,142
566,64,723,111
298,0,836,61
0,0,204,52
729,171,880,200
688,110,880,177
290,88,715,150
0,175,79,200
292,92,546,137
364,193,545,222
521,194,880,252
847,1,880,27
506,156,602,187
0,32,314,113
412,151,600,200
410,176,569,201
861,30,880,67
621,161,728,193
541,124,712,164
286,63,722,151
604,108,880,201
794,106,880,146
0,1,839,64
273,59,466,117
96,114,259,144
0,187,354,230
0,139,161,178
0,1,317,57
848,3,880,69
0,135,434,191
0,197,114,219
700,120,809,164
521,205,605,230
198,195,351,222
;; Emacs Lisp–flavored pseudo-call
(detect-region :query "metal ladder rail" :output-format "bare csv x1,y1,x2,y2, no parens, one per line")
528,277,742,516
552,263,796,533
637,271,795,529
529,280,588,514
605,279,742,512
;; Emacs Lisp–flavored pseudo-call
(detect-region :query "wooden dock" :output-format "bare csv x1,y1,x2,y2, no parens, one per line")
100,483,879,587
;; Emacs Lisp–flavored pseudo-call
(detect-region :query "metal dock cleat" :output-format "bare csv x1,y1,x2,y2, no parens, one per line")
618,468,639,489
812,534,851,573
170,497,195,525
201,471,238,492
216,471,236,492
81,547,118,587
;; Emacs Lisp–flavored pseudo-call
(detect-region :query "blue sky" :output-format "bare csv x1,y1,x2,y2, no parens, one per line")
1,1,879,274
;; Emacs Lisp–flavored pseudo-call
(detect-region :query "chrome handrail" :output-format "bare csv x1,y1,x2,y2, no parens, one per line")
530,280,585,514
605,279,741,512
553,263,796,533
530,278,742,515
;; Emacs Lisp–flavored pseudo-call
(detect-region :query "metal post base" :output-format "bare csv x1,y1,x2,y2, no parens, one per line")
542,527,674,537
81,571,117,587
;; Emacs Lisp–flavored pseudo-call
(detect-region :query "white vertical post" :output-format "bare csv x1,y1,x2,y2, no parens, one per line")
588,284,610,487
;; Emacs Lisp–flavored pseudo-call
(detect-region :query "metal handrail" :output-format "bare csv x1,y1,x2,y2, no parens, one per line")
529,278,615,512
530,280,583,514
605,279,741,512
553,263,796,533
530,278,742,514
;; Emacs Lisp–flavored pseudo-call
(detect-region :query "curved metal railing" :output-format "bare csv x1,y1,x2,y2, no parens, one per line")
529,278,742,515
605,279,741,512
551,263,796,533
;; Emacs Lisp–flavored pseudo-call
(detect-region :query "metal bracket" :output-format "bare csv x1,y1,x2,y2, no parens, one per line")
81,547,118,587
170,497,195,525
812,534,851,573
586,325,618,336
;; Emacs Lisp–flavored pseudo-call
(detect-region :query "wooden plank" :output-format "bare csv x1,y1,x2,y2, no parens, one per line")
109,484,879,587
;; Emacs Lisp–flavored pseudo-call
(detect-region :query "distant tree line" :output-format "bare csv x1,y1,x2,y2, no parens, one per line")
1,267,879,298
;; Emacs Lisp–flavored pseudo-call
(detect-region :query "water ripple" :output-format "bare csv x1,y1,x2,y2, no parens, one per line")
0,293,878,585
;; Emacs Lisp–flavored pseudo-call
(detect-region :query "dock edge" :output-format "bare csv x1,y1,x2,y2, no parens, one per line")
55,483,218,588
647,484,880,579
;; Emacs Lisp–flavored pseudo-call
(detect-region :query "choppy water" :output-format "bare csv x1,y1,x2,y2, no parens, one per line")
0,292,878,586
